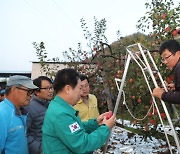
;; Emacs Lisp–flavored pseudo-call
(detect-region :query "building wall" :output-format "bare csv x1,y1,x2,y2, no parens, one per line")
31,62,97,80
31,63,68,79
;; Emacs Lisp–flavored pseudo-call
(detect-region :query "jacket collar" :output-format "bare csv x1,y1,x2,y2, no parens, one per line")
32,95,50,108
54,95,78,117
172,58,180,72
4,98,28,116
77,94,90,104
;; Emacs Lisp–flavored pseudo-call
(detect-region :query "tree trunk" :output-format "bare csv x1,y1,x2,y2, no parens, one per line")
101,71,113,111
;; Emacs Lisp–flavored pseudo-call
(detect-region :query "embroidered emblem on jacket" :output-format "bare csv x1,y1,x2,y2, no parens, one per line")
69,122,80,133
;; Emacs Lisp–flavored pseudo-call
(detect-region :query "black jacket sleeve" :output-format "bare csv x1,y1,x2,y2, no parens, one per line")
161,60,180,104
161,91,180,104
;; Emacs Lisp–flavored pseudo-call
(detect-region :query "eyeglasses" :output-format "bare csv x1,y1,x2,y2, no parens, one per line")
40,86,53,91
16,87,34,96
81,84,89,89
161,54,173,62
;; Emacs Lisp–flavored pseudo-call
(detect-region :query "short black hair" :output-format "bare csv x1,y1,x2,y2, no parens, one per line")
79,74,89,83
53,68,80,93
159,40,180,55
33,76,53,89
5,87,12,96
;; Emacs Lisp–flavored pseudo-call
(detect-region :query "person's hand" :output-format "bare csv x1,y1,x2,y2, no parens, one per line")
96,112,109,125
101,114,116,129
152,87,164,99
166,83,175,91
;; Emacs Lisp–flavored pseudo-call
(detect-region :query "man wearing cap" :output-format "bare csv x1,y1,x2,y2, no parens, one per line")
0,75,38,154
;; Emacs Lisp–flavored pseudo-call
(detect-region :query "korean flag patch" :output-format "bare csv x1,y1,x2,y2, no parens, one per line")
69,122,80,133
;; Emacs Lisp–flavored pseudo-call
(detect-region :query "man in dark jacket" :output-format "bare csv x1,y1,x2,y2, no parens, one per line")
25,76,54,154
152,40,180,104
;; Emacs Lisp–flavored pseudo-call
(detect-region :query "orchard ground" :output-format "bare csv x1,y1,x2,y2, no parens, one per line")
94,119,180,154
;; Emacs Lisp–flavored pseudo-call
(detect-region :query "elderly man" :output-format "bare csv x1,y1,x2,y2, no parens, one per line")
0,75,38,154
25,76,54,154
42,68,116,154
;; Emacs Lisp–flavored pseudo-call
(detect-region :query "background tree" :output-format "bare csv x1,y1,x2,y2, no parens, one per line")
137,0,180,47
64,17,114,112
33,0,180,143
32,42,60,79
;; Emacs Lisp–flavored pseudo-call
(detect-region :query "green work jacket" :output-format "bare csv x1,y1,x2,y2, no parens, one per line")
42,95,110,154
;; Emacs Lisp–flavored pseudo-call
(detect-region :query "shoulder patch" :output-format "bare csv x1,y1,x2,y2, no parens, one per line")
69,122,80,133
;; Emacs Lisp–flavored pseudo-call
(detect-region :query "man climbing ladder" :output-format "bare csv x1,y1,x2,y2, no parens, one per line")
103,42,180,154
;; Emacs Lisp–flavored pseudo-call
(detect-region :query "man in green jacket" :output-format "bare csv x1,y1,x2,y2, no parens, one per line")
42,68,116,154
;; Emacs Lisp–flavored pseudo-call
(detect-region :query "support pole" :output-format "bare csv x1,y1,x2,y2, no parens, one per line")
103,54,131,154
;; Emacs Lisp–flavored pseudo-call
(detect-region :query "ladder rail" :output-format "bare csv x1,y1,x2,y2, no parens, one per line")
103,43,180,153
137,43,180,152
103,54,132,154
126,47,173,153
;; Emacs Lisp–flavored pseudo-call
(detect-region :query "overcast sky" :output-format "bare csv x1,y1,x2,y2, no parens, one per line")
0,0,179,72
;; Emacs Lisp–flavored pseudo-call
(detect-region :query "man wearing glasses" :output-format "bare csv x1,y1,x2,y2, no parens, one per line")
25,76,54,154
152,40,180,104
0,75,38,154
74,74,99,121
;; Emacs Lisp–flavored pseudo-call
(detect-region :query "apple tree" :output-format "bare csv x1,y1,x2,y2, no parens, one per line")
137,0,180,46
33,0,180,139
133,0,180,134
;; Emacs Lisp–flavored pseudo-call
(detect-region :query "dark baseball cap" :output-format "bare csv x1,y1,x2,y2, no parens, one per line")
7,75,38,89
